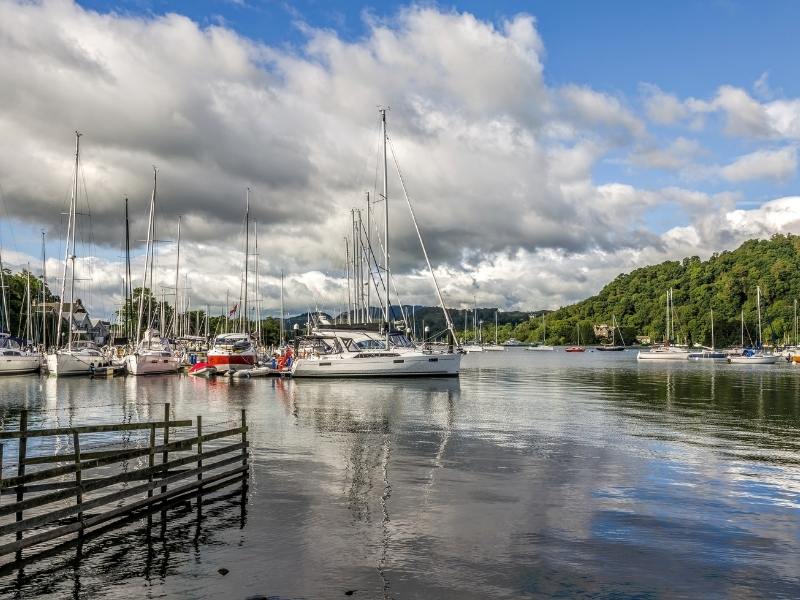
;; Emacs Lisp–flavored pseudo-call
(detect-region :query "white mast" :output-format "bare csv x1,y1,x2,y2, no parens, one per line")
711,308,715,349
756,285,763,347
495,310,498,345
365,192,371,322
254,220,261,346
794,298,797,347
135,167,157,347
242,188,250,334
173,216,181,338
41,231,47,349
381,108,390,347
25,266,32,343
0,249,7,333
344,237,351,325
55,132,81,351
741,309,744,348
279,269,285,345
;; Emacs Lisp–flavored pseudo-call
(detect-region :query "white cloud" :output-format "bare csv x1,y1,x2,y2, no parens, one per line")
720,148,797,183
632,137,704,171
559,85,645,139
641,84,689,125
0,1,797,317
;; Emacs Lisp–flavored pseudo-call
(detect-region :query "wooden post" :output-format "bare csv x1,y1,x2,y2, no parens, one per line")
73,430,83,531
196,416,203,486
241,409,247,469
147,423,155,528
148,424,156,499
16,409,27,543
161,403,170,497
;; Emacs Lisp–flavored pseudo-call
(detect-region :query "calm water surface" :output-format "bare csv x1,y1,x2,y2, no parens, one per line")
0,349,799,599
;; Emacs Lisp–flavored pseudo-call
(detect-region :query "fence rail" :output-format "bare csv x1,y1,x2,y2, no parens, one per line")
0,404,249,560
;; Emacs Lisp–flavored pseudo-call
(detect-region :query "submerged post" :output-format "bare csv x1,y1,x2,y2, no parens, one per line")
161,403,170,498
197,415,203,491
16,410,27,543
241,409,247,469
73,430,83,532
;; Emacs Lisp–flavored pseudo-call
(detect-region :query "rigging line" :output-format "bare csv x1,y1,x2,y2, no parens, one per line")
357,217,408,328
387,135,458,345
0,182,19,254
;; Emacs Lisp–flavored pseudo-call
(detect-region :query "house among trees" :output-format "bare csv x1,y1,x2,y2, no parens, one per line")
32,298,111,345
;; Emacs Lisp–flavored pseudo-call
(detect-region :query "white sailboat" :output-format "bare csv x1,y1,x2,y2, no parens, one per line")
729,286,778,365
45,132,111,376
483,310,504,351
124,168,180,376
527,313,554,350
637,289,689,361
292,110,461,377
0,252,41,375
462,300,484,352
688,309,726,361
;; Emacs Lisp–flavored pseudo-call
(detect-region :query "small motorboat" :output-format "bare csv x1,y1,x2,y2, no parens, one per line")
188,362,217,378
565,346,585,353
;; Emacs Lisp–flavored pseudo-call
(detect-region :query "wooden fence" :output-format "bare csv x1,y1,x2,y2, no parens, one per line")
0,403,248,561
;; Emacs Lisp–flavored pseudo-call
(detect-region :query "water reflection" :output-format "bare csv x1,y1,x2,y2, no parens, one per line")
0,353,798,598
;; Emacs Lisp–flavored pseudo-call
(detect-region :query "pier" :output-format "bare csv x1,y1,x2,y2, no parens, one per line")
0,404,249,563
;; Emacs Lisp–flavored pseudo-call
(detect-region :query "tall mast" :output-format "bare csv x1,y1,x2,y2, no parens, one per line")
495,310,498,345
344,237,351,325
242,188,250,334
357,209,363,323
40,231,47,348
172,216,181,338
365,192,371,322
65,131,81,352
254,220,261,346
25,267,32,342
381,108,390,346
0,248,7,333
794,298,797,347
756,285,763,347
135,167,157,347
279,269,285,345
124,198,132,340
711,308,715,349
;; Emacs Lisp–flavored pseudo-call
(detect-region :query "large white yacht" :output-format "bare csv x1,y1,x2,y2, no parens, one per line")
291,325,460,377
0,334,41,375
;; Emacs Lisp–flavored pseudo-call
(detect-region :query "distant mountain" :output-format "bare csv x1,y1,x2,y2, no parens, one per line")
511,234,800,348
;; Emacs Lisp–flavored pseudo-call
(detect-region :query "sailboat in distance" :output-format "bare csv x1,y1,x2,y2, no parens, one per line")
527,313,554,350
45,132,110,376
483,310,505,351
729,286,778,365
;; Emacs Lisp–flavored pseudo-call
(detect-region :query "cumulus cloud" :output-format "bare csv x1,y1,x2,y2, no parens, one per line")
0,1,797,316
720,148,797,183
632,137,704,171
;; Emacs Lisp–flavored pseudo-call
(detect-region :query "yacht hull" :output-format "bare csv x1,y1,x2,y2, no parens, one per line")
292,352,461,377
0,355,41,375
637,350,689,361
46,351,109,376
124,353,180,375
728,355,778,365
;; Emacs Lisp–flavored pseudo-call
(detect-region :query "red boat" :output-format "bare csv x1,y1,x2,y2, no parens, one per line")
207,333,257,372
565,346,585,352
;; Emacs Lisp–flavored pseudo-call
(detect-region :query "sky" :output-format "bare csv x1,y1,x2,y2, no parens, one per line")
1,0,800,319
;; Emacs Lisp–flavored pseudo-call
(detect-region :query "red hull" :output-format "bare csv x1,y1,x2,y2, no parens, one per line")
207,353,256,371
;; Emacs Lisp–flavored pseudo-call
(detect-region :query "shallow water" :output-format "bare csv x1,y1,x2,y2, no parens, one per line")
0,349,799,599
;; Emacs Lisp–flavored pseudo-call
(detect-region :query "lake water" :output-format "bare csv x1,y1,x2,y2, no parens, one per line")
0,348,799,599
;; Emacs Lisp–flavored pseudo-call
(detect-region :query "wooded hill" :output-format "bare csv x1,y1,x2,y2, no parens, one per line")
514,234,800,348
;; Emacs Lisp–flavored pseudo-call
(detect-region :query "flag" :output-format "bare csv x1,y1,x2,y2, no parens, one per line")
228,303,238,317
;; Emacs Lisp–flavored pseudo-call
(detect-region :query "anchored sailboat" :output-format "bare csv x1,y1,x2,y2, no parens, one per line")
291,109,461,377
45,132,110,376
729,286,778,365
637,289,689,361
124,168,180,376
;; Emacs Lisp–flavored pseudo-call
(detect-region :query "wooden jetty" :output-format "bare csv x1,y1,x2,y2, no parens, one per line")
0,404,248,562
